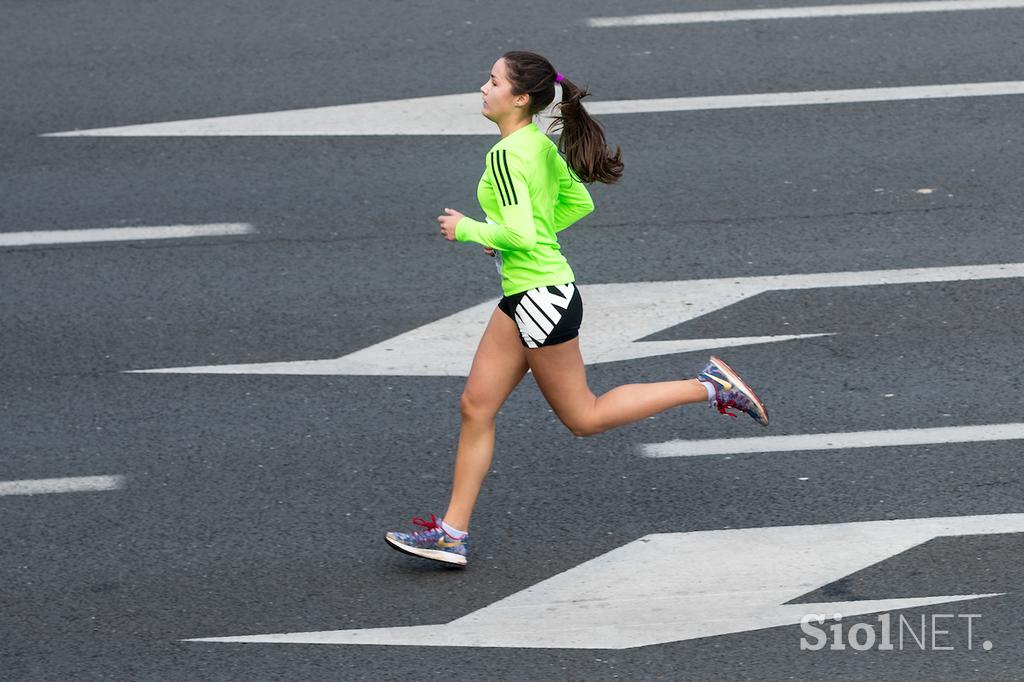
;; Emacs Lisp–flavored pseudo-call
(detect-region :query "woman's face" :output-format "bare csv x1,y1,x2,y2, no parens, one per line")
480,58,528,123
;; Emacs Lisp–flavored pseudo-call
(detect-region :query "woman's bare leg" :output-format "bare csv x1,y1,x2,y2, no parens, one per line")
441,306,529,531
525,337,707,437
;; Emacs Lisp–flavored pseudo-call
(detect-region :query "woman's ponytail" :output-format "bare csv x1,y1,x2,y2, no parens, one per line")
501,51,624,185
549,75,624,185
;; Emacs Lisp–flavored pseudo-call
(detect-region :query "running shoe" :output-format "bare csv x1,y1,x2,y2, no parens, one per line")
385,514,469,567
697,355,769,427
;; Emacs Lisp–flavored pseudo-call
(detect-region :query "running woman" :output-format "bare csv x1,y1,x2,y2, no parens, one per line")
385,51,769,567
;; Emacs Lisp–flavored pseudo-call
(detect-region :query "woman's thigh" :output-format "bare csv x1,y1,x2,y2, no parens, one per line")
524,337,595,433
461,305,530,417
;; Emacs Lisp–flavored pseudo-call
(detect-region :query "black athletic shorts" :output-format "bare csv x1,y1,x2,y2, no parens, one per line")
497,282,582,349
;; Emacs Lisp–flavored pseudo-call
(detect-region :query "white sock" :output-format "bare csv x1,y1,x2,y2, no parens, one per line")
698,379,717,404
441,519,467,539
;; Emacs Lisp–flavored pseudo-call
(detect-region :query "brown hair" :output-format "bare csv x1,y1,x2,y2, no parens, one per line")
501,51,623,185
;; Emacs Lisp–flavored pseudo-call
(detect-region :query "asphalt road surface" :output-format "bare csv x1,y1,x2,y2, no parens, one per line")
3,1,1023,680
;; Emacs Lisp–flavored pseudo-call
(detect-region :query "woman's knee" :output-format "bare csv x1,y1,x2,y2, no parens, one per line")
563,414,606,437
459,390,500,422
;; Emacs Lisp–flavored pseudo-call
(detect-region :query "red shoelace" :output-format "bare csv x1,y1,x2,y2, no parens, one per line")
716,399,741,418
410,514,442,533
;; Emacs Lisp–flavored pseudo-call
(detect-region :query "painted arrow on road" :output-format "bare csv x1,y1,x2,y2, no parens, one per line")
43,82,1024,137
185,513,1023,649
129,261,1024,376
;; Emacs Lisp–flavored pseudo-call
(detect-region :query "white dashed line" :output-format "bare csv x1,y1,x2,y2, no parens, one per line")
588,1,1024,27
0,475,126,496
641,423,1024,458
0,224,254,248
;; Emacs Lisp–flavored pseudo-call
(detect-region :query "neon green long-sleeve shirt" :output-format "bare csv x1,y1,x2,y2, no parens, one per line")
455,121,595,297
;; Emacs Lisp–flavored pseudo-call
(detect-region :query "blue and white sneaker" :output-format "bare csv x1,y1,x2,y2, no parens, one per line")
697,355,769,427
385,514,469,567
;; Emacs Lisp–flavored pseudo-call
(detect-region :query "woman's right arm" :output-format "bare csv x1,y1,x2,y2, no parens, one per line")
455,150,538,251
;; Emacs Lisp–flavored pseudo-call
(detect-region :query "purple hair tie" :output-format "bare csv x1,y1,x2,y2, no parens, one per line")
555,72,565,84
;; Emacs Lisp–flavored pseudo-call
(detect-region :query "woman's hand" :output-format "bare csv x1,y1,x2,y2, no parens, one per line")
437,207,465,241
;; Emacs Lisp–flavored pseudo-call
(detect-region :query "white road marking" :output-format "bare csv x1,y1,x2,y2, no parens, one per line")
127,261,1024,376
588,0,1024,27
0,224,254,248
589,81,1024,114
128,333,829,376
42,81,1024,137
183,513,1024,649
0,475,125,496
642,423,1024,458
